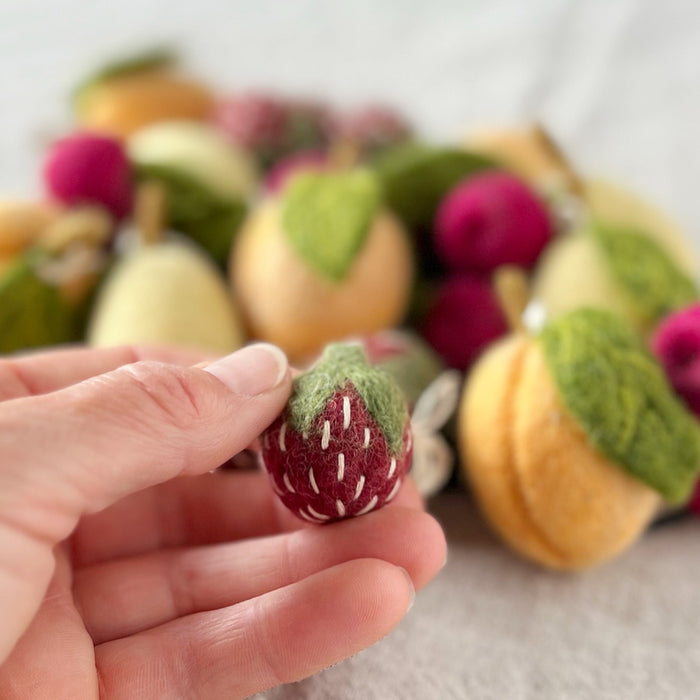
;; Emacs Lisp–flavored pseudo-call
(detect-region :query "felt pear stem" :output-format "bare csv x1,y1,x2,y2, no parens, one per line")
493,265,530,333
531,124,585,200
135,180,166,245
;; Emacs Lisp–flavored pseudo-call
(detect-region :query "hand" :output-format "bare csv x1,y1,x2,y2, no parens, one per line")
0,343,446,698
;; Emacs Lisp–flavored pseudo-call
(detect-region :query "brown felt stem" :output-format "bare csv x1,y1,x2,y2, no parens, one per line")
328,138,361,171
493,265,530,333
135,180,166,245
531,124,586,200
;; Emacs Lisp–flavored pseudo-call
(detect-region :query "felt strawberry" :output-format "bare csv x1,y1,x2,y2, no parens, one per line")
261,343,412,523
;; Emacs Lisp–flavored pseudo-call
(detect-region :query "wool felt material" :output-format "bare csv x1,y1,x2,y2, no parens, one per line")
459,331,660,571
591,222,698,329
421,273,508,371
281,170,381,282
43,132,133,221
540,308,700,504
262,343,412,523
434,170,553,272
651,303,700,417
374,142,494,233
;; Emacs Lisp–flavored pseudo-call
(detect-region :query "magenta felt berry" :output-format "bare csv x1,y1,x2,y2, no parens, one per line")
421,274,508,370
43,132,132,220
261,343,412,523
651,304,700,417
434,171,553,272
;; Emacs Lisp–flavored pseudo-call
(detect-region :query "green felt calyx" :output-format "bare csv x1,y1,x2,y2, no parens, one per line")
136,163,247,268
281,170,381,282
373,142,494,231
539,307,700,504
288,343,408,455
591,222,698,330
74,47,176,104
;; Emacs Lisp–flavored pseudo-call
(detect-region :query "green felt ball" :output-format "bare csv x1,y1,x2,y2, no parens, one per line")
289,343,408,455
281,170,381,283
539,307,700,504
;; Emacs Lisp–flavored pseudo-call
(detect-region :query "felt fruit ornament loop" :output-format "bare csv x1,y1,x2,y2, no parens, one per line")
261,343,412,523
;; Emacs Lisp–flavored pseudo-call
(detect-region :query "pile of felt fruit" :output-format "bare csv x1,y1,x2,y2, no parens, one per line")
2,48,700,570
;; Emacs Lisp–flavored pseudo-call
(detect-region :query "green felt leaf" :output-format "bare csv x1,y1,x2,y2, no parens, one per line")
281,170,381,282
136,164,247,268
0,253,78,354
288,343,408,455
591,222,698,329
373,143,495,231
74,47,176,105
539,308,700,504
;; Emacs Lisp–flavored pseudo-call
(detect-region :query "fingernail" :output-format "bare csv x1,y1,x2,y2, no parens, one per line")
204,343,288,396
397,567,416,612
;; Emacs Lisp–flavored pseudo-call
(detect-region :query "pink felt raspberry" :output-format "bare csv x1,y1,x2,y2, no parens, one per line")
651,304,700,417
261,343,412,523
43,132,133,220
421,274,508,371
434,171,553,272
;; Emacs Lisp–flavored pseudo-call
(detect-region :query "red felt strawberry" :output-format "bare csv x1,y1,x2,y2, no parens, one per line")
261,343,412,523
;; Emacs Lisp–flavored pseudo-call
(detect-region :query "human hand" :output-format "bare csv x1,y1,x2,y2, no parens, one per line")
0,343,446,698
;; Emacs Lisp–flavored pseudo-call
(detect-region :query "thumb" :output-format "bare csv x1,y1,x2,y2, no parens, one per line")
0,342,291,544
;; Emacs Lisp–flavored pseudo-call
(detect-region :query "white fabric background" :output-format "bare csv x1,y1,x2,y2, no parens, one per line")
1,2,699,698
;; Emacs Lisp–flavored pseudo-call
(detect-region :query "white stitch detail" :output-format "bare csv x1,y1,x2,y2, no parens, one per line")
356,495,378,516
388,457,397,479
309,467,320,494
386,478,402,502
343,396,351,429
302,431,309,441
354,475,365,500
307,505,330,521
283,473,295,493
299,508,323,523
337,453,345,481
321,421,331,450
336,500,346,517
363,427,370,448
278,422,287,452
405,429,412,453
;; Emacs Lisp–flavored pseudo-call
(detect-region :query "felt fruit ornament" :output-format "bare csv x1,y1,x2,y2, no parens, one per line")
213,94,332,168
433,171,554,272
0,200,60,266
0,206,113,354
88,183,244,354
231,169,413,361
420,273,509,371
459,307,700,570
464,124,583,197
532,218,698,336
264,149,331,193
74,48,214,138
129,121,258,266
261,343,412,523
43,132,133,221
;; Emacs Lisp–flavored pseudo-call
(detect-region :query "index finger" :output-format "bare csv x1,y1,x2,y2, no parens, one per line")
0,344,218,400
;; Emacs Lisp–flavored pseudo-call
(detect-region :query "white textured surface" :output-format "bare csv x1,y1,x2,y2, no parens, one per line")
2,2,700,698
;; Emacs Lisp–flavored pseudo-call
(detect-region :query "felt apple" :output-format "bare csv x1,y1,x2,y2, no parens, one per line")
459,307,700,570
231,169,413,361
261,343,412,523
